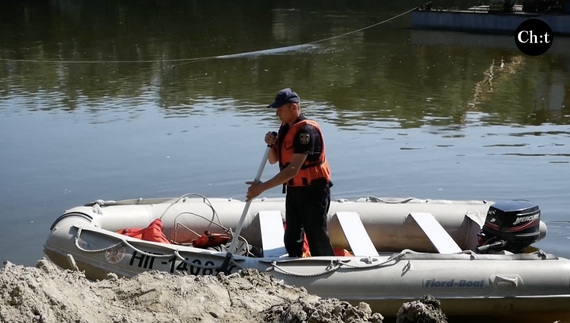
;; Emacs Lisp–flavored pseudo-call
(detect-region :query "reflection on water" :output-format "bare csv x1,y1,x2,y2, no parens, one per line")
410,29,570,56
1,0,569,128
0,0,569,278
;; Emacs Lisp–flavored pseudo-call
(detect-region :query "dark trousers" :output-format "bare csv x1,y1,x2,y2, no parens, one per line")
284,182,335,257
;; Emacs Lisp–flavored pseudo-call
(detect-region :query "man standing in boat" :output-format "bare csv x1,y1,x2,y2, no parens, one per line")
246,88,335,257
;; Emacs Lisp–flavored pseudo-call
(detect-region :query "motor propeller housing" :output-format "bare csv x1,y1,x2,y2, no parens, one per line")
477,200,542,254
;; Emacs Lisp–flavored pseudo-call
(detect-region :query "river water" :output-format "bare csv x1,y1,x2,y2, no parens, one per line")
1,0,569,270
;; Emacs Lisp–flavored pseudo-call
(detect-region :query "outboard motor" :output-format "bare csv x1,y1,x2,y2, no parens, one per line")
476,200,541,254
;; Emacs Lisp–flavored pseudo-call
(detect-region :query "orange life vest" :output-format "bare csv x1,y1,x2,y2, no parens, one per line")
117,218,171,244
117,228,144,240
279,119,331,187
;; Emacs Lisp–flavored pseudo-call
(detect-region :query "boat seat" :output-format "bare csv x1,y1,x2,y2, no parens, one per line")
409,212,462,254
334,211,379,257
258,210,287,258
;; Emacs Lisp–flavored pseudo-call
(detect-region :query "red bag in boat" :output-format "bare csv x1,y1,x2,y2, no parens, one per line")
192,230,232,248
117,219,171,244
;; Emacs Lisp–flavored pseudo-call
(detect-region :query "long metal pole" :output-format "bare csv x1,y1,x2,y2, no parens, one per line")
227,132,277,254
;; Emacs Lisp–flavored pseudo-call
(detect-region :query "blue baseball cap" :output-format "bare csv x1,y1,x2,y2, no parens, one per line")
267,88,300,109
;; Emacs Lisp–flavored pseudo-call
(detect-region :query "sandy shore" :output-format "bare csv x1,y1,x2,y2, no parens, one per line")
0,258,449,323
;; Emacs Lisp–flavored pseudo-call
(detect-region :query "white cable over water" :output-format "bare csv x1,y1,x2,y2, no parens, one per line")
0,7,417,65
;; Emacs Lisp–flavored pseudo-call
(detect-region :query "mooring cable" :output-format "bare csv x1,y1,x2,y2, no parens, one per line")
0,7,417,65
307,7,417,45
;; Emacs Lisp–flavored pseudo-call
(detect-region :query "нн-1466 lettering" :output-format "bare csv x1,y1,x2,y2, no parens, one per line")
128,251,236,275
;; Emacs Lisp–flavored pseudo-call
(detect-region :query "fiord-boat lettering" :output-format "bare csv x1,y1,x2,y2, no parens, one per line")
423,279,486,288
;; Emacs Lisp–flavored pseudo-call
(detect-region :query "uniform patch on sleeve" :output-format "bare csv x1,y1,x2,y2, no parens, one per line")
299,133,310,145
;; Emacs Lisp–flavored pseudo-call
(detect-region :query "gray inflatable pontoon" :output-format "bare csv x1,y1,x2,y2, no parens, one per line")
44,194,570,321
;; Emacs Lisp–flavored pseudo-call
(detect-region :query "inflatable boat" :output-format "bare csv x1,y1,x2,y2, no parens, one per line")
44,194,570,321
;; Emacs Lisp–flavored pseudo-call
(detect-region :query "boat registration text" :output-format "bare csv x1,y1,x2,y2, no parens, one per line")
127,251,236,275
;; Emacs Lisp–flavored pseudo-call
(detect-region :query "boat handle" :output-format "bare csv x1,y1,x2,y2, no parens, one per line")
491,274,521,288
